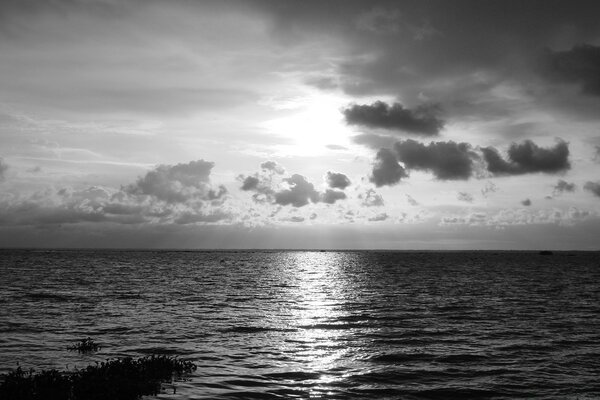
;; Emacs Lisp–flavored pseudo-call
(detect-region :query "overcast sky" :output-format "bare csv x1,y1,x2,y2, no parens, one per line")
1,0,600,249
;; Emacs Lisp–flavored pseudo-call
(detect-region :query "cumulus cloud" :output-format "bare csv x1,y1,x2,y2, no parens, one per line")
343,101,444,135
321,189,347,204
553,179,576,196
457,192,474,203
370,148,408,187
358,189,384,207
127,160,226,204
274,174,320,207
584,181,600,197
482,140,570,176
521,198,532,206
540,44,600,96
260,160,285,175
0,158,8,181
240,176,260,191
394,139,477,180
326,171,351,189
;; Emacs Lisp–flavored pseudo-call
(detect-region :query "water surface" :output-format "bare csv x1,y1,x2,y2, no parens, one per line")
1,250,599,398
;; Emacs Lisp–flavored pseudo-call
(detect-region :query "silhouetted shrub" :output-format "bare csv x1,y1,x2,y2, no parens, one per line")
0,356,197,400
67,338,100,354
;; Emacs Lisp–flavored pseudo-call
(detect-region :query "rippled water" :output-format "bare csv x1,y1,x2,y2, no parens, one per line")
1,250,600,399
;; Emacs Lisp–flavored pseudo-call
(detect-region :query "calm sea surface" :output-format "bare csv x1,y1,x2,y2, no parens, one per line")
1,250,599,399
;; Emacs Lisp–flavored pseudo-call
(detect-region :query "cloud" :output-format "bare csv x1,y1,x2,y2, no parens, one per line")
358,189,384,207
481,181,498,197
521,198,532,206
343,101,444,135
325,144,348,151
240,176,260,191
584,181,600,197
540,44,600,96
274,174,320,207
326,171,351,189
260,160,285,174
482,140,570,176
457,192,474,203
368,212,389,222
406,194,419,206
0,158,8,181
370,148,408,187
394,139,477,180
321,189,347,204
553,179,576,195
126,160,226,204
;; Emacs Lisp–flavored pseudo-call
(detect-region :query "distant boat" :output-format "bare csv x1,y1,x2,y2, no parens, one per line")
539,250,553,255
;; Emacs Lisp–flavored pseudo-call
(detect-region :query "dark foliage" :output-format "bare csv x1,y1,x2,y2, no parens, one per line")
0,355,197,400
67,338,100,354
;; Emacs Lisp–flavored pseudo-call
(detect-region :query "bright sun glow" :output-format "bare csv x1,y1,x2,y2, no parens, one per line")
262,93,352,156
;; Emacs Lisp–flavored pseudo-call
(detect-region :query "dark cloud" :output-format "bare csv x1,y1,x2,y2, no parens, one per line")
540,44,600,96
0,158,8,181
584,181,600,197
521,198,532,206
126,160,226,204
553,179,576,195
370,148,407,187
274,174,320,207
482,140,570,176
394,139,477,180
240,176,260,191
457,192,474,203
326,171,351,189
358,188,384,207
343,101,444,135
321,189,347,204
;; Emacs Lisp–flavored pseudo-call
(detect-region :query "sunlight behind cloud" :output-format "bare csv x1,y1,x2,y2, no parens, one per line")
262,93,352,156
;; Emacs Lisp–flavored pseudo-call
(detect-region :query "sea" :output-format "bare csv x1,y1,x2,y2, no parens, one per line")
0,250,599,399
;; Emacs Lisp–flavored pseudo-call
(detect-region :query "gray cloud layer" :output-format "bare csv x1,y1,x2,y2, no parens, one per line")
540,44,600,96
343,101,444,135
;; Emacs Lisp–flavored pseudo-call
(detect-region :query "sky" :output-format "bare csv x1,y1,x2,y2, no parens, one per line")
1,0,600,249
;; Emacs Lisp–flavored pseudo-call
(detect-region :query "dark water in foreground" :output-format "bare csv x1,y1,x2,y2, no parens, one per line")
1,250,599,399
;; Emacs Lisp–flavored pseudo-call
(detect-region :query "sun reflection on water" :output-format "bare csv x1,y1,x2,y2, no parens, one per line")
281,251,356,393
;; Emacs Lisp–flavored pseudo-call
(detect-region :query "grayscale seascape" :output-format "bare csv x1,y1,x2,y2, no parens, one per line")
1,250,599,399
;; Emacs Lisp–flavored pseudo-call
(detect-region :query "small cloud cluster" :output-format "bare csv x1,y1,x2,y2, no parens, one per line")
358,189,384,207
457,192,474,203
584,181,600,198
482,140,570,176
240,162,349,207
553,179,576,196
343,101,444,135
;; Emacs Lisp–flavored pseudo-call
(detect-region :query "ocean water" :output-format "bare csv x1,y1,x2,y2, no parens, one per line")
0,250,599,399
